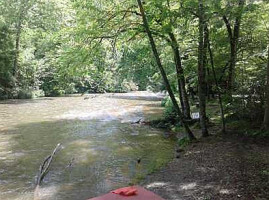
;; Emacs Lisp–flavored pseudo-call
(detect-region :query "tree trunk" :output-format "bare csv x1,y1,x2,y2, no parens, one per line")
13,19,22,79
203,24,209,101
168,32,191,120
137,0,196,140
12,0,32,80
223,0,245,94
206,26,226,133
206,66,211,100
227,41,236,93
263,45,269,130
198,0,209,137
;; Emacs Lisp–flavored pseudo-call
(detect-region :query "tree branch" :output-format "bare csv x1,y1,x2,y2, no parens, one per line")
223,15,233,41
36,143,62,186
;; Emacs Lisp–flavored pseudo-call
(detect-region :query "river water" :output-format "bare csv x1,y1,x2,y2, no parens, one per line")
0,92,174,200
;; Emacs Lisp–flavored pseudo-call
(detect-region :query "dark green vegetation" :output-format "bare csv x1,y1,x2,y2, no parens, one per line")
1,1,269,199
1,0,269,134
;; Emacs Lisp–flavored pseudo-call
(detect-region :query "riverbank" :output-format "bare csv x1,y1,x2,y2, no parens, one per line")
143,132,269,200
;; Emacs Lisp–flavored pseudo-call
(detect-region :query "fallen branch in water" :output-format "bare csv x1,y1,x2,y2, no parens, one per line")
34,144,62,200
131,118,142,124
36,143,62,186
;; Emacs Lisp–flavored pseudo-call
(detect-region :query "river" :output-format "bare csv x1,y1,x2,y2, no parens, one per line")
0,91,174,200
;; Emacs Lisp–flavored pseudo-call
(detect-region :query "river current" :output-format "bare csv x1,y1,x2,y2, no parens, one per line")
0,92,174,200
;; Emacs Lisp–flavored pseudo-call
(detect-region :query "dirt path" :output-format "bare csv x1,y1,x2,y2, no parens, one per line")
143,134,269,200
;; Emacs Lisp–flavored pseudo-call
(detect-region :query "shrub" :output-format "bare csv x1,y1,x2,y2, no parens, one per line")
18,89,33,99
163,97,178,123
121,79,138,92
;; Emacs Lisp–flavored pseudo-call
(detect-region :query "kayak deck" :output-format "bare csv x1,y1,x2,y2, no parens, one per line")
88,186,165,200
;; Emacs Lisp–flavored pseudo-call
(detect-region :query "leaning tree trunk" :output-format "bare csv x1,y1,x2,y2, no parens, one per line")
168,32,191,120
137,0,196,140
263,45,269,130
198,0,209,137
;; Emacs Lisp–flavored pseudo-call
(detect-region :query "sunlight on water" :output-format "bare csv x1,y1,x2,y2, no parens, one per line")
0,92,174,200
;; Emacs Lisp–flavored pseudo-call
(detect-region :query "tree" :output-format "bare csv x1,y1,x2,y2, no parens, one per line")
263,45,269,130
133,0,192,119
222,0,245,94
206,25,226,133
1,0,269,137
10,0,34,79
161,1,192,119
0,20,14,99
136,0,196,140
198,0,209,137
169,31,191,119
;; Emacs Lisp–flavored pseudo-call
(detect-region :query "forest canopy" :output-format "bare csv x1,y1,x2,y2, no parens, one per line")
0,0,269,132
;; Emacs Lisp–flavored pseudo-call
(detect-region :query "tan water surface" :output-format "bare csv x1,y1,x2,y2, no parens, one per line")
0,92,174,200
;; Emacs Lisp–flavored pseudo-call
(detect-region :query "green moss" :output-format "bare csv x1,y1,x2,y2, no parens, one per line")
130,150,173,185
261,170,269,176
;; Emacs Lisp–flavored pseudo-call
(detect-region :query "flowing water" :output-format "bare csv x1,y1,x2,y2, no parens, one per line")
0,92,175,200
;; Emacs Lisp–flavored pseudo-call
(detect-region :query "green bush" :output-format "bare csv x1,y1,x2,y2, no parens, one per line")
16,88,45,99
32,89,45,98
17,89,33,99
161,96,169,106
0,89,8,100
163,97,178,122
120,79,138,92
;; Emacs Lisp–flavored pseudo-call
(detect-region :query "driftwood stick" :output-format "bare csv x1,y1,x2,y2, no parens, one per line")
36,143,62,186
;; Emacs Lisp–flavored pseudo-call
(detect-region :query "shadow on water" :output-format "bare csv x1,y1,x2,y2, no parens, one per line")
0,119,175,200
0,98,55,105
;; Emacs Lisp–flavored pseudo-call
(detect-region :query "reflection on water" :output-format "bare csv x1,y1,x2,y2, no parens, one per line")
0,92,174,200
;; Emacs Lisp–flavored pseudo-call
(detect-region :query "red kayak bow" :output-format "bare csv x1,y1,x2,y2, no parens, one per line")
88,186,165,200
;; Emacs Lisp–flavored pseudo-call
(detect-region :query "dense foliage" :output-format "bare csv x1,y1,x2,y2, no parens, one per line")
0,0,269,132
